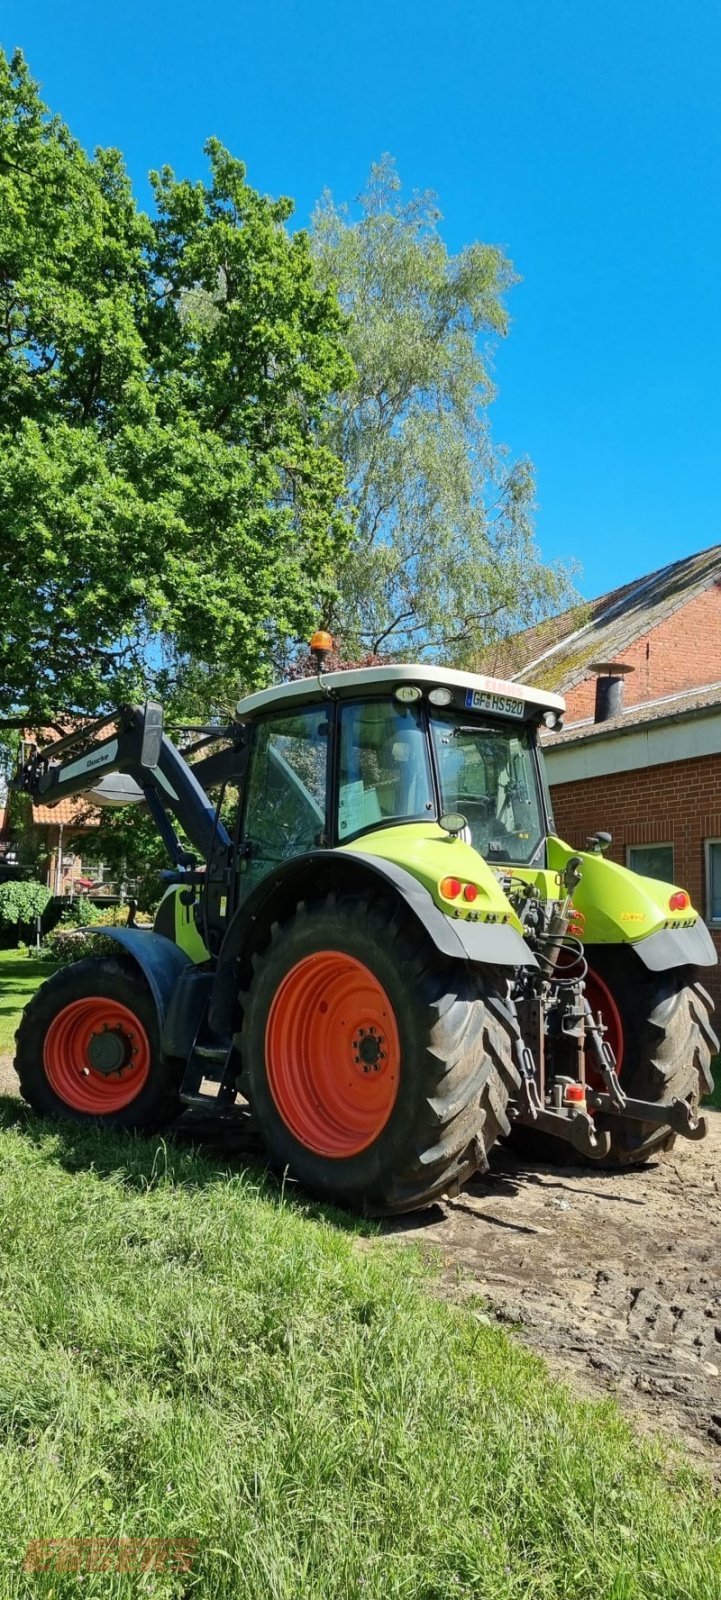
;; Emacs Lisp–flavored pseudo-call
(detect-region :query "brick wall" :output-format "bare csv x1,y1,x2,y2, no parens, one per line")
550,751,721,1008
563,581,721,722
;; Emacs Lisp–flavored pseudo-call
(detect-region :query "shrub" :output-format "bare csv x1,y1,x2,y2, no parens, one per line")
0,879,52,931
58,895,104,929
88,903,152,928
41,929,120,968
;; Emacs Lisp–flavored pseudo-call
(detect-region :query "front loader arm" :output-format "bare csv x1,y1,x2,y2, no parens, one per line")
12,703,234,870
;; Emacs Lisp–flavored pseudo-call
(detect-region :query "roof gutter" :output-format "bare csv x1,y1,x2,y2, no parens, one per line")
543,697,721,753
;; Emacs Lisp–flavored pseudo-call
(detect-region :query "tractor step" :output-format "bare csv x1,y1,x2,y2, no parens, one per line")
179,1037,237,1102
179,1089,238,1112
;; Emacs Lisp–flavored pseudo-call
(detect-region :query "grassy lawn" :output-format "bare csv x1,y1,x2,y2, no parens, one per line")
0,949,719,1594
0,1112,716,1598
0,948,57,1055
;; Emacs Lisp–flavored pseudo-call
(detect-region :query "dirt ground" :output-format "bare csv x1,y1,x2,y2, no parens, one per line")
1,1048,718,1470
390,1115,721,1472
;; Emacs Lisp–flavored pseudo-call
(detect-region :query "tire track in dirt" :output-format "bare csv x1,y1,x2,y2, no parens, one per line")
388,1114,721,1470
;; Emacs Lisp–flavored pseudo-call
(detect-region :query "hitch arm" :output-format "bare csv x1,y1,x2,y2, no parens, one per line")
587,1091,708,1142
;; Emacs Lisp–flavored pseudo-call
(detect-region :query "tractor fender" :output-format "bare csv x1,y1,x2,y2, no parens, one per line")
631,919,717,972
208,850,536,1037
83,926,193,1026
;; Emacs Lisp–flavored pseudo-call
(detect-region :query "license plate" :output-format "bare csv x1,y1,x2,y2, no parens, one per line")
465,690,525,718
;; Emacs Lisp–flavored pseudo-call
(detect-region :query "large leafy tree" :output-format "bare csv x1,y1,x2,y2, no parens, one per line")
312,160,575,663
0,49,352,720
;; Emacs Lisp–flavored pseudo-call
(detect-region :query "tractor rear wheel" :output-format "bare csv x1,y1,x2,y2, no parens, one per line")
586,951,717,1166
511,950,717,1167
14,955,181,1131
238,892,520,1214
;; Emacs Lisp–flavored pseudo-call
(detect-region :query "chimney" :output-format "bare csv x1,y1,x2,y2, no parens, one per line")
589,662,633,723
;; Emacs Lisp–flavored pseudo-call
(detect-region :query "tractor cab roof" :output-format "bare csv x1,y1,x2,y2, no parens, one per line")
235,664,565,723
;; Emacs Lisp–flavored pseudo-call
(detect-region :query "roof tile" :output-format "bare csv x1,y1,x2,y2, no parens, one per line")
487,543,721,692
31,798,98,827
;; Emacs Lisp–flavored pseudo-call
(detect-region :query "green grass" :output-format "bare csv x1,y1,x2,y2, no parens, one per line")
0,948,719,1594
0,1108,717,1599
708,1056,721,1110
0,949,57,1054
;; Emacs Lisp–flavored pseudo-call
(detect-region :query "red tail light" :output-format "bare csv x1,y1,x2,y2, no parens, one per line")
463,884,478,902
440,877,462,900
669,891,690,911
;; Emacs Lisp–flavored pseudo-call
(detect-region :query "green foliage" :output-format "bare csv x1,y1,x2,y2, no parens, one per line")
58,895,104,928
0,1112,717,1596
312,160,577,664
41,928,118,967
42,899,152,965
0,49,353,720
0,878,51,929
75,807,170,913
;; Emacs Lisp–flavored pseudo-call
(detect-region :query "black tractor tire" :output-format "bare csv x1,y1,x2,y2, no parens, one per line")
237,892,520,1215
511,949,717,1168
14,955,182,1131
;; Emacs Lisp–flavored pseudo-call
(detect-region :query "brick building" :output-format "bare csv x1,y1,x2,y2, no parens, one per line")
492,544,721,1005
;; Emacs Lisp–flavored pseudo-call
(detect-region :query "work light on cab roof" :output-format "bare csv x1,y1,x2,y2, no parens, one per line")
309,631,333,668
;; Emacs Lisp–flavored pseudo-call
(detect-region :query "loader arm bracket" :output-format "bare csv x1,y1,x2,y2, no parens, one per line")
11,703,236,871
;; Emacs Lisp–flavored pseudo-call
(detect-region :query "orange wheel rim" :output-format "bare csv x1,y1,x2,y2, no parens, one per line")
265,951,401,1158
585,966,624,1090
43,997,152,1114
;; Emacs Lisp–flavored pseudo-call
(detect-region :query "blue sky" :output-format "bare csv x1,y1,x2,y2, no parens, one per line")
2,0,720,601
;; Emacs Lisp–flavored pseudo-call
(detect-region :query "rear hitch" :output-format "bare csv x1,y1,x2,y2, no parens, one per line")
587,1090,708,1143
582,998,626,1109
514,1102,612,1160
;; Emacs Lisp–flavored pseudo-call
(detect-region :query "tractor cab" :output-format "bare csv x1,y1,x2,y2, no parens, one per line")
233,664,563,900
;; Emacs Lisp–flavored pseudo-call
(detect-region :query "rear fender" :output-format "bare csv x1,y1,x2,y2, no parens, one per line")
208,849,536,1037
547,835,716,966
628,920,717,971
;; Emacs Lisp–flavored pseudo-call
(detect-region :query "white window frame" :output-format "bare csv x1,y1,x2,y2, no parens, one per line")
625,842,675,882
704,839,721,927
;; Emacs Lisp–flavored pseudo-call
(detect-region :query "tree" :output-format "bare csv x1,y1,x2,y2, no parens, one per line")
311,159,576,663
0,49,353,721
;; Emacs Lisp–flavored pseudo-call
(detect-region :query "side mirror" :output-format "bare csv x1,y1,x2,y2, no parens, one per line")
140,702,164,770
586,830,612,854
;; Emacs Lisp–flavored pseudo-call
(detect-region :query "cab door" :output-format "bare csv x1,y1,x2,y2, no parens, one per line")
238,707,330,899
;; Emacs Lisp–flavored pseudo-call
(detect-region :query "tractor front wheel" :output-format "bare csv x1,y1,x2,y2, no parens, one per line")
14,956,181,1131
238,893,520,1214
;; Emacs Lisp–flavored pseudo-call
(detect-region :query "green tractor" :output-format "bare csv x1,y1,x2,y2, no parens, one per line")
12,643,718,1214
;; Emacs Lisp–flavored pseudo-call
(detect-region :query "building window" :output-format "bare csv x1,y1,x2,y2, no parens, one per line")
704,841,721,926
626,844,674,883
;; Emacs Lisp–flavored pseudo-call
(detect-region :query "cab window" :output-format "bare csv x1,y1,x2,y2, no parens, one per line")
429,712,545,864
241,709,328,894
337,700,433,841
